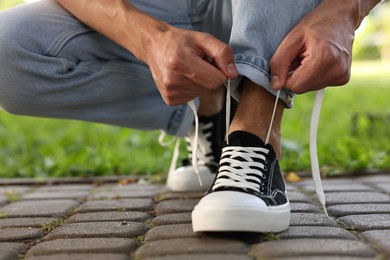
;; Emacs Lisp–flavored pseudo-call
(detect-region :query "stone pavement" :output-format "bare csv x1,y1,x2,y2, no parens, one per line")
0,174,389,260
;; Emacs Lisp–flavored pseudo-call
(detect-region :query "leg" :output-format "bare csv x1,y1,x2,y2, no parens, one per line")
166,0,234,192
0,0,204,137
229,79,284,158
192,0,323,233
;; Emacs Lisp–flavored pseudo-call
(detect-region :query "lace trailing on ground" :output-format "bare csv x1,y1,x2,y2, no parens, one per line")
310,89,328,216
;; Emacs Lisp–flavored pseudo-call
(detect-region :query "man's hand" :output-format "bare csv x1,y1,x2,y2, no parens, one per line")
56,0,238,106
270,0,380,94
145,27,237,106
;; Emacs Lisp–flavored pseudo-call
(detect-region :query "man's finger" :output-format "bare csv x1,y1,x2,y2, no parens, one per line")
270,33,304,91
198,33,238,79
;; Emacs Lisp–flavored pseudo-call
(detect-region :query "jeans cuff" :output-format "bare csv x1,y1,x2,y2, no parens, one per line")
231,54,294,108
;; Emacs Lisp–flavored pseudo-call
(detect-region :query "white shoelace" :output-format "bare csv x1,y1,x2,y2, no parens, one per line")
213,146,269,192
310,89,327,215
184,121,214,165
161,79,327,215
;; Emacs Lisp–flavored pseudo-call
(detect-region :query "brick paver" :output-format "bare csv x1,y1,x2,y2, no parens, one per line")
0,174,388,259
327,203,390,217
251,239,377,258
0,243,28,260
0,228,44,242
0,200,79,218
339,214,390,231
25,238,138,257
361,230,390,256
66,211,151,223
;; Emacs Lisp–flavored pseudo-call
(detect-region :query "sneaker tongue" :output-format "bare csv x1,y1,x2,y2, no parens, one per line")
228,131,266,148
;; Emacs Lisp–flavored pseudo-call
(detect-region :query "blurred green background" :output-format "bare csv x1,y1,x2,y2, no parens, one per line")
0,0,389,181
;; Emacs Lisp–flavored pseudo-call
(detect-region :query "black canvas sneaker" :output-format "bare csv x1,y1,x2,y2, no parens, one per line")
192,130,290,232
166,112,224,192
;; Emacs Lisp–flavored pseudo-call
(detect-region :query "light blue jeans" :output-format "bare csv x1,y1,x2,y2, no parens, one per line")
0,0,321,137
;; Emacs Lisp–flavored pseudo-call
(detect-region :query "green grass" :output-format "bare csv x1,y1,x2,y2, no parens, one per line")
281,60,390,176
0,60,389,179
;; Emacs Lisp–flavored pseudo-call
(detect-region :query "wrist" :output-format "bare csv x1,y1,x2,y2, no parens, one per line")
351,0,382,29
121,9,171,63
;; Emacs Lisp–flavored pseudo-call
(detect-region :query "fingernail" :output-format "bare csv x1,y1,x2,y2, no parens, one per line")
227,63,238,77
272,75,280,89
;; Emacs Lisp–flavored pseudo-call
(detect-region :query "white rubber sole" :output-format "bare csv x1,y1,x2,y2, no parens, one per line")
192,191,290,233
166,165,216,192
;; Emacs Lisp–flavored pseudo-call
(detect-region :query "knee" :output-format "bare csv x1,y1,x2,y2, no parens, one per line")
0,6,49,115
0,12,27,114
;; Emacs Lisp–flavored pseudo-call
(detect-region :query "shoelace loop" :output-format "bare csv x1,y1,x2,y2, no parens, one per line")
213,146,269,193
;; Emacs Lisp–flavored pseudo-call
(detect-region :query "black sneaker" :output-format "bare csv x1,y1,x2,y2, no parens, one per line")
166,112,224,192
192,130,290,232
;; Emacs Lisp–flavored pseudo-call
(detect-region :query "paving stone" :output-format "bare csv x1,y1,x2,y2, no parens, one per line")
285,183,297,191
296,178,356,187
290,213,338,226
339,214,390,231
22,191,90,201
152,213,192,226
287,191,312,203
154,191,205,202
268,257,376,260
144,254,253,260
0,195,7,207
327,204,390,217
300,182,374,193
0,200,79,218
277,226,356,240
25,253,130,260
357,175,390,184
97,184,161,192
75,199,154,213
155,200,199,215
26,238,138,257
251,238,377,258
361,230,390,256
369,182,390,194
318,192,390,206
145,224,202,241
135,238,248,258
0,186,32,194
91,184,162,199
0,242,28,260
0,228,44,242
0,217,56,228
44,222,148,240
67,211,151,223
290,203,322,213
35,185,94,192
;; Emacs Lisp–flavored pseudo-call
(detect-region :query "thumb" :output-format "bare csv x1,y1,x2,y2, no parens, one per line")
270,35,303,90
200,35,238,79
213,45,238,79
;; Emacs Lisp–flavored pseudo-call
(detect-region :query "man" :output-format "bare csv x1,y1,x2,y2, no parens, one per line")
0,0,381,232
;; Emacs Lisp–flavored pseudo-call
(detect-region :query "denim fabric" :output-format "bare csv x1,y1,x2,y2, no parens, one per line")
0,0,319,136
0,0,215,136
230,0,322,107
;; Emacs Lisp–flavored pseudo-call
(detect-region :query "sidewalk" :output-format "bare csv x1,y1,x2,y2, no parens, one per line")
0,174,389,260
